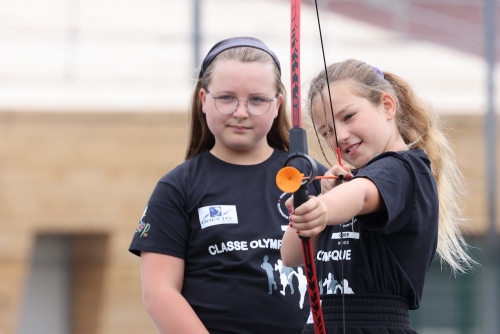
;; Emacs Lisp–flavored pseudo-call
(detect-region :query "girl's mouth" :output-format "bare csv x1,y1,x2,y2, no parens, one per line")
230,125,250,132
345,142,361,155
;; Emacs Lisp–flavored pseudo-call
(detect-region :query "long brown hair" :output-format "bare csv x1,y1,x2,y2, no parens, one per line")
185,47,290,160
307,59,475,275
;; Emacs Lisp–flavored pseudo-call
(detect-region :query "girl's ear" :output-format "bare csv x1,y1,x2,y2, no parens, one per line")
381,93,397,120
274,93,284,118
200,88,208,114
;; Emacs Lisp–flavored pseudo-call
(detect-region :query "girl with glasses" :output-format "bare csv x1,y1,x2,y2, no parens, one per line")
281,59,476,334
129,37,327,334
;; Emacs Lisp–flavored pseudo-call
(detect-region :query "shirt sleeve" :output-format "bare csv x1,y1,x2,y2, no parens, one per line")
129,176,190,258
354,155,414,234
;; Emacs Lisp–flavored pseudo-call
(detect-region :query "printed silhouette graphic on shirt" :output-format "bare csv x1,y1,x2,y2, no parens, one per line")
323,272,355,295
261,255,277,294
288,267,307,309
323,272,339,294
259,255,308,308
275,259,295,295
339,279,355,294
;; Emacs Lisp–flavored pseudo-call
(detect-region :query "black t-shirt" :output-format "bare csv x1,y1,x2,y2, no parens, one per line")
314,150,438,310
129,149,328,334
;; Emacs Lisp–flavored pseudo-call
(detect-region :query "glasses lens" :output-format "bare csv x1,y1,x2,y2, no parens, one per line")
213,94,273,115
214,94,238,114
247,96,272,115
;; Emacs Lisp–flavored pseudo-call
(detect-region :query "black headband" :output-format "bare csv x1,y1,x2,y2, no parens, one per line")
200,37,281,77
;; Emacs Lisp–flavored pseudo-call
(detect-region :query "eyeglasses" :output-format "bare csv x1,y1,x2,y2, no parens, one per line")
207,92,277,116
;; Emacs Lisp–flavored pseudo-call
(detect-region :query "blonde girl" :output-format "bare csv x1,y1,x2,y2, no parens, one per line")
281,59,474,334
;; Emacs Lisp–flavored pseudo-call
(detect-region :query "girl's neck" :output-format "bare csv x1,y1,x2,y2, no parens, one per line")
388,142,410,152
210,144,274,165
385,130,408,152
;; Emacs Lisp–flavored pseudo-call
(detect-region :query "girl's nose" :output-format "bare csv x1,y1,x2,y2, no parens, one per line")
335,124,350,143
232,99,250,118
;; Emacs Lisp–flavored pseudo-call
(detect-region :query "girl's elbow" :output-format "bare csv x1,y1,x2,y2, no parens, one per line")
281,255,292,267
281,234,305,267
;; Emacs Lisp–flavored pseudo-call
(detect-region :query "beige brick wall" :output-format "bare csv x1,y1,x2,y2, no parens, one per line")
0,111,497,333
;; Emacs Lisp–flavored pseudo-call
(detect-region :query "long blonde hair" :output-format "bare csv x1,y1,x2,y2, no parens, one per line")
307,59,475,275
185,47,289,160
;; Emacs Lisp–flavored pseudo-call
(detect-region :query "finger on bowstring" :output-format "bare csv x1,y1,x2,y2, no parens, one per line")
342,164,354,180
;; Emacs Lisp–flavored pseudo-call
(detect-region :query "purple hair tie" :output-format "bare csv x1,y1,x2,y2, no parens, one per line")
373,66,384,79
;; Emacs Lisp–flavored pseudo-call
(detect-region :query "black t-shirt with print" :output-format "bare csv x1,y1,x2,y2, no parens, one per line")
314,150,438,310
129,149,328,334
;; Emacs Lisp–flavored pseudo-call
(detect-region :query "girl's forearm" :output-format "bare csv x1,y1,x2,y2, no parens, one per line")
321,178,381,226
281,228,320,268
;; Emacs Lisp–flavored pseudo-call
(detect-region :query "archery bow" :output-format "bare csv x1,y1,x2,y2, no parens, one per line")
278,1,347,334
283,1,326,333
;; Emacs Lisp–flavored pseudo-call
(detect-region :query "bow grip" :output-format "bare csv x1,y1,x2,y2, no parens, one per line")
293,185,309,210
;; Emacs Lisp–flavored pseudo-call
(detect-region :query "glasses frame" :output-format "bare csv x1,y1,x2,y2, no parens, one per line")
207,92,277,116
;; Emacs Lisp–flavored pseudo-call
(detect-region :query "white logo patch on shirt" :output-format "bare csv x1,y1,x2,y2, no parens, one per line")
331,231,360,239
198,205,238,229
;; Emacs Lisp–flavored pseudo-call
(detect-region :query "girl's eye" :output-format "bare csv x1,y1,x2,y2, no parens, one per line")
218,94,237,102
249,96,270,104
344,113,354,121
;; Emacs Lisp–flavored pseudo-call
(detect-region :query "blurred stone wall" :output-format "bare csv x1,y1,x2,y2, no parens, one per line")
0,111,497,334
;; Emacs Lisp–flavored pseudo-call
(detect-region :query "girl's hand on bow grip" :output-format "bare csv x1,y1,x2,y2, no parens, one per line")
321,164,353,194
285,196,328,238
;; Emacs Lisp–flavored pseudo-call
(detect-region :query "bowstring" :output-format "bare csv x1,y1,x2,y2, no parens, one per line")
313,1,346,333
